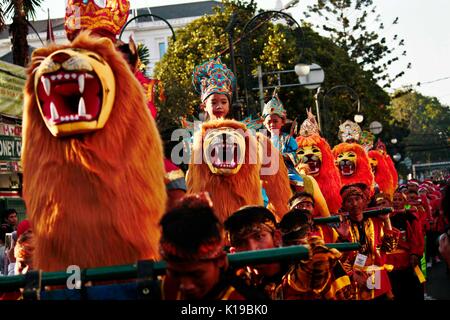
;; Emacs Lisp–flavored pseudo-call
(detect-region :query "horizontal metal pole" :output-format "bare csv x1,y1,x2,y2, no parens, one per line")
252,82,323,90
0,243,360,291
260,67,323,76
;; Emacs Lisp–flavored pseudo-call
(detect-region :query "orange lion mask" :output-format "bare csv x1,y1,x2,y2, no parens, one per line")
22,32,167,271
332,143,375,196
296,134,342,214
187,119,291,222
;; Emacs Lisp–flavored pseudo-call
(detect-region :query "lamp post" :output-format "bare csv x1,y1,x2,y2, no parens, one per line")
322,85,362,142
240,10,305,112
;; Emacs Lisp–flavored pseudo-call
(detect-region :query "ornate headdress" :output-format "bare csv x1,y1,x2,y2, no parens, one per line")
65,0,130,41
299,108,320,137
338,120,362,143
192,57,235,102
262,87,286,119
360,130,375,153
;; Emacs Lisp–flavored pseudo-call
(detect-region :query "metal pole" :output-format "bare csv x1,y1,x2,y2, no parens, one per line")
314,87,322,131
258,65,265,113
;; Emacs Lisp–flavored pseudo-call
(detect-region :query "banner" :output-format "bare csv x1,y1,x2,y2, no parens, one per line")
0,60,26,117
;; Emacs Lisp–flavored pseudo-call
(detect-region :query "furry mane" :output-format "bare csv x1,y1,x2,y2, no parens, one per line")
368,150,395,198
296,134,342,214
22,32,167,271
332,142,375,196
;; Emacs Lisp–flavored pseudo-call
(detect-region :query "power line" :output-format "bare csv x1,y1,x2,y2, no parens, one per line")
418,76,450,86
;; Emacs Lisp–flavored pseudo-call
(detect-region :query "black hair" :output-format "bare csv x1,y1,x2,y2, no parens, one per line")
288,192,314,207
278,209,311,244
2,208,17,222
279,209,310,232
224,205,277,235
159,202,222,255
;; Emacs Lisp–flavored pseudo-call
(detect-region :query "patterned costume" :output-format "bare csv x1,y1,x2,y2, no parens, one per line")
274,237,353,300
23,31,166,271
338,186,399,300
295,110,342,214
262,91,302,188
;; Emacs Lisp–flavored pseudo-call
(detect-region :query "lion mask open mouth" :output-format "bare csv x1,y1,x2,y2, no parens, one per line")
34,48,115,137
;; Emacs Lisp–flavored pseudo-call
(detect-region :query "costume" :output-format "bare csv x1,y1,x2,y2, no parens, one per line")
374,139,398,190
295,110,342,214
386,208,425,300
23,20,166,272
188,59,291,221
332,121,375,197
262,91,302,189
338,186,399,300
274,237,353,300
368,149,396,198
187,119,291,222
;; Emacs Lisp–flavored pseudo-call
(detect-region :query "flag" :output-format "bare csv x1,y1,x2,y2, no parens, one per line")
46,9,55,44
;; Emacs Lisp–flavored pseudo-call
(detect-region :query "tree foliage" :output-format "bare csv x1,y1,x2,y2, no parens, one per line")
154,0,390,147
388,90,450,164
0,0,44,66
304,0,409,88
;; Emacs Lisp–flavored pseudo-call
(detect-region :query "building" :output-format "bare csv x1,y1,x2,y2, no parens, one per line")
0,1,222,76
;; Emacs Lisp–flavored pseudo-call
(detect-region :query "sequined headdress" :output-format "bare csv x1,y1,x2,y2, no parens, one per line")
262,87,287,119
192,57,235,102
338,120,362,143
299,108,320,137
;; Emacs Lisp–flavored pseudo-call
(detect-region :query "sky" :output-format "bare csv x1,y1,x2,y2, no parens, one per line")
32,0,450,106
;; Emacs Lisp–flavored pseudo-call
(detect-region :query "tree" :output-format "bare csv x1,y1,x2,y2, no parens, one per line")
154,0,390,146
0,0,43,66
303,0,410,89
389,90,450,164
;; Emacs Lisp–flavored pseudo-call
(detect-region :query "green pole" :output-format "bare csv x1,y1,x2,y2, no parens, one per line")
0,242,360,291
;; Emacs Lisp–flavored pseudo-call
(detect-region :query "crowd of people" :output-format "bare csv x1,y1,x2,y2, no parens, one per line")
0,0,449,302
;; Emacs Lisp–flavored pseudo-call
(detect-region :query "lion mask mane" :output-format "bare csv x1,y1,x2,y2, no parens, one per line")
22,32,167,271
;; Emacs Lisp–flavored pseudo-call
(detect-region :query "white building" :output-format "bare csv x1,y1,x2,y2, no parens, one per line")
0,1,222,75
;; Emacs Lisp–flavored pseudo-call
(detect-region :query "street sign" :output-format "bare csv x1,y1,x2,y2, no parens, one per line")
298,63,324,90
369,121,383,135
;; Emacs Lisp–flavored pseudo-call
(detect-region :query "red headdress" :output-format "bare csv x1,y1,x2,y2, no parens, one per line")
65,0,130,41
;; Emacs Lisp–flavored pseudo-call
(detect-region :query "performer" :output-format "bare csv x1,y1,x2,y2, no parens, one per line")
188,58,291,221
332,121,375,197
385,192,425,300
295,110,342,214
224,206,288,299
288,192,338,243
273,235,353,300
160,193,265,300
336,184,399,300
262,89,301,188
192,57,235,121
